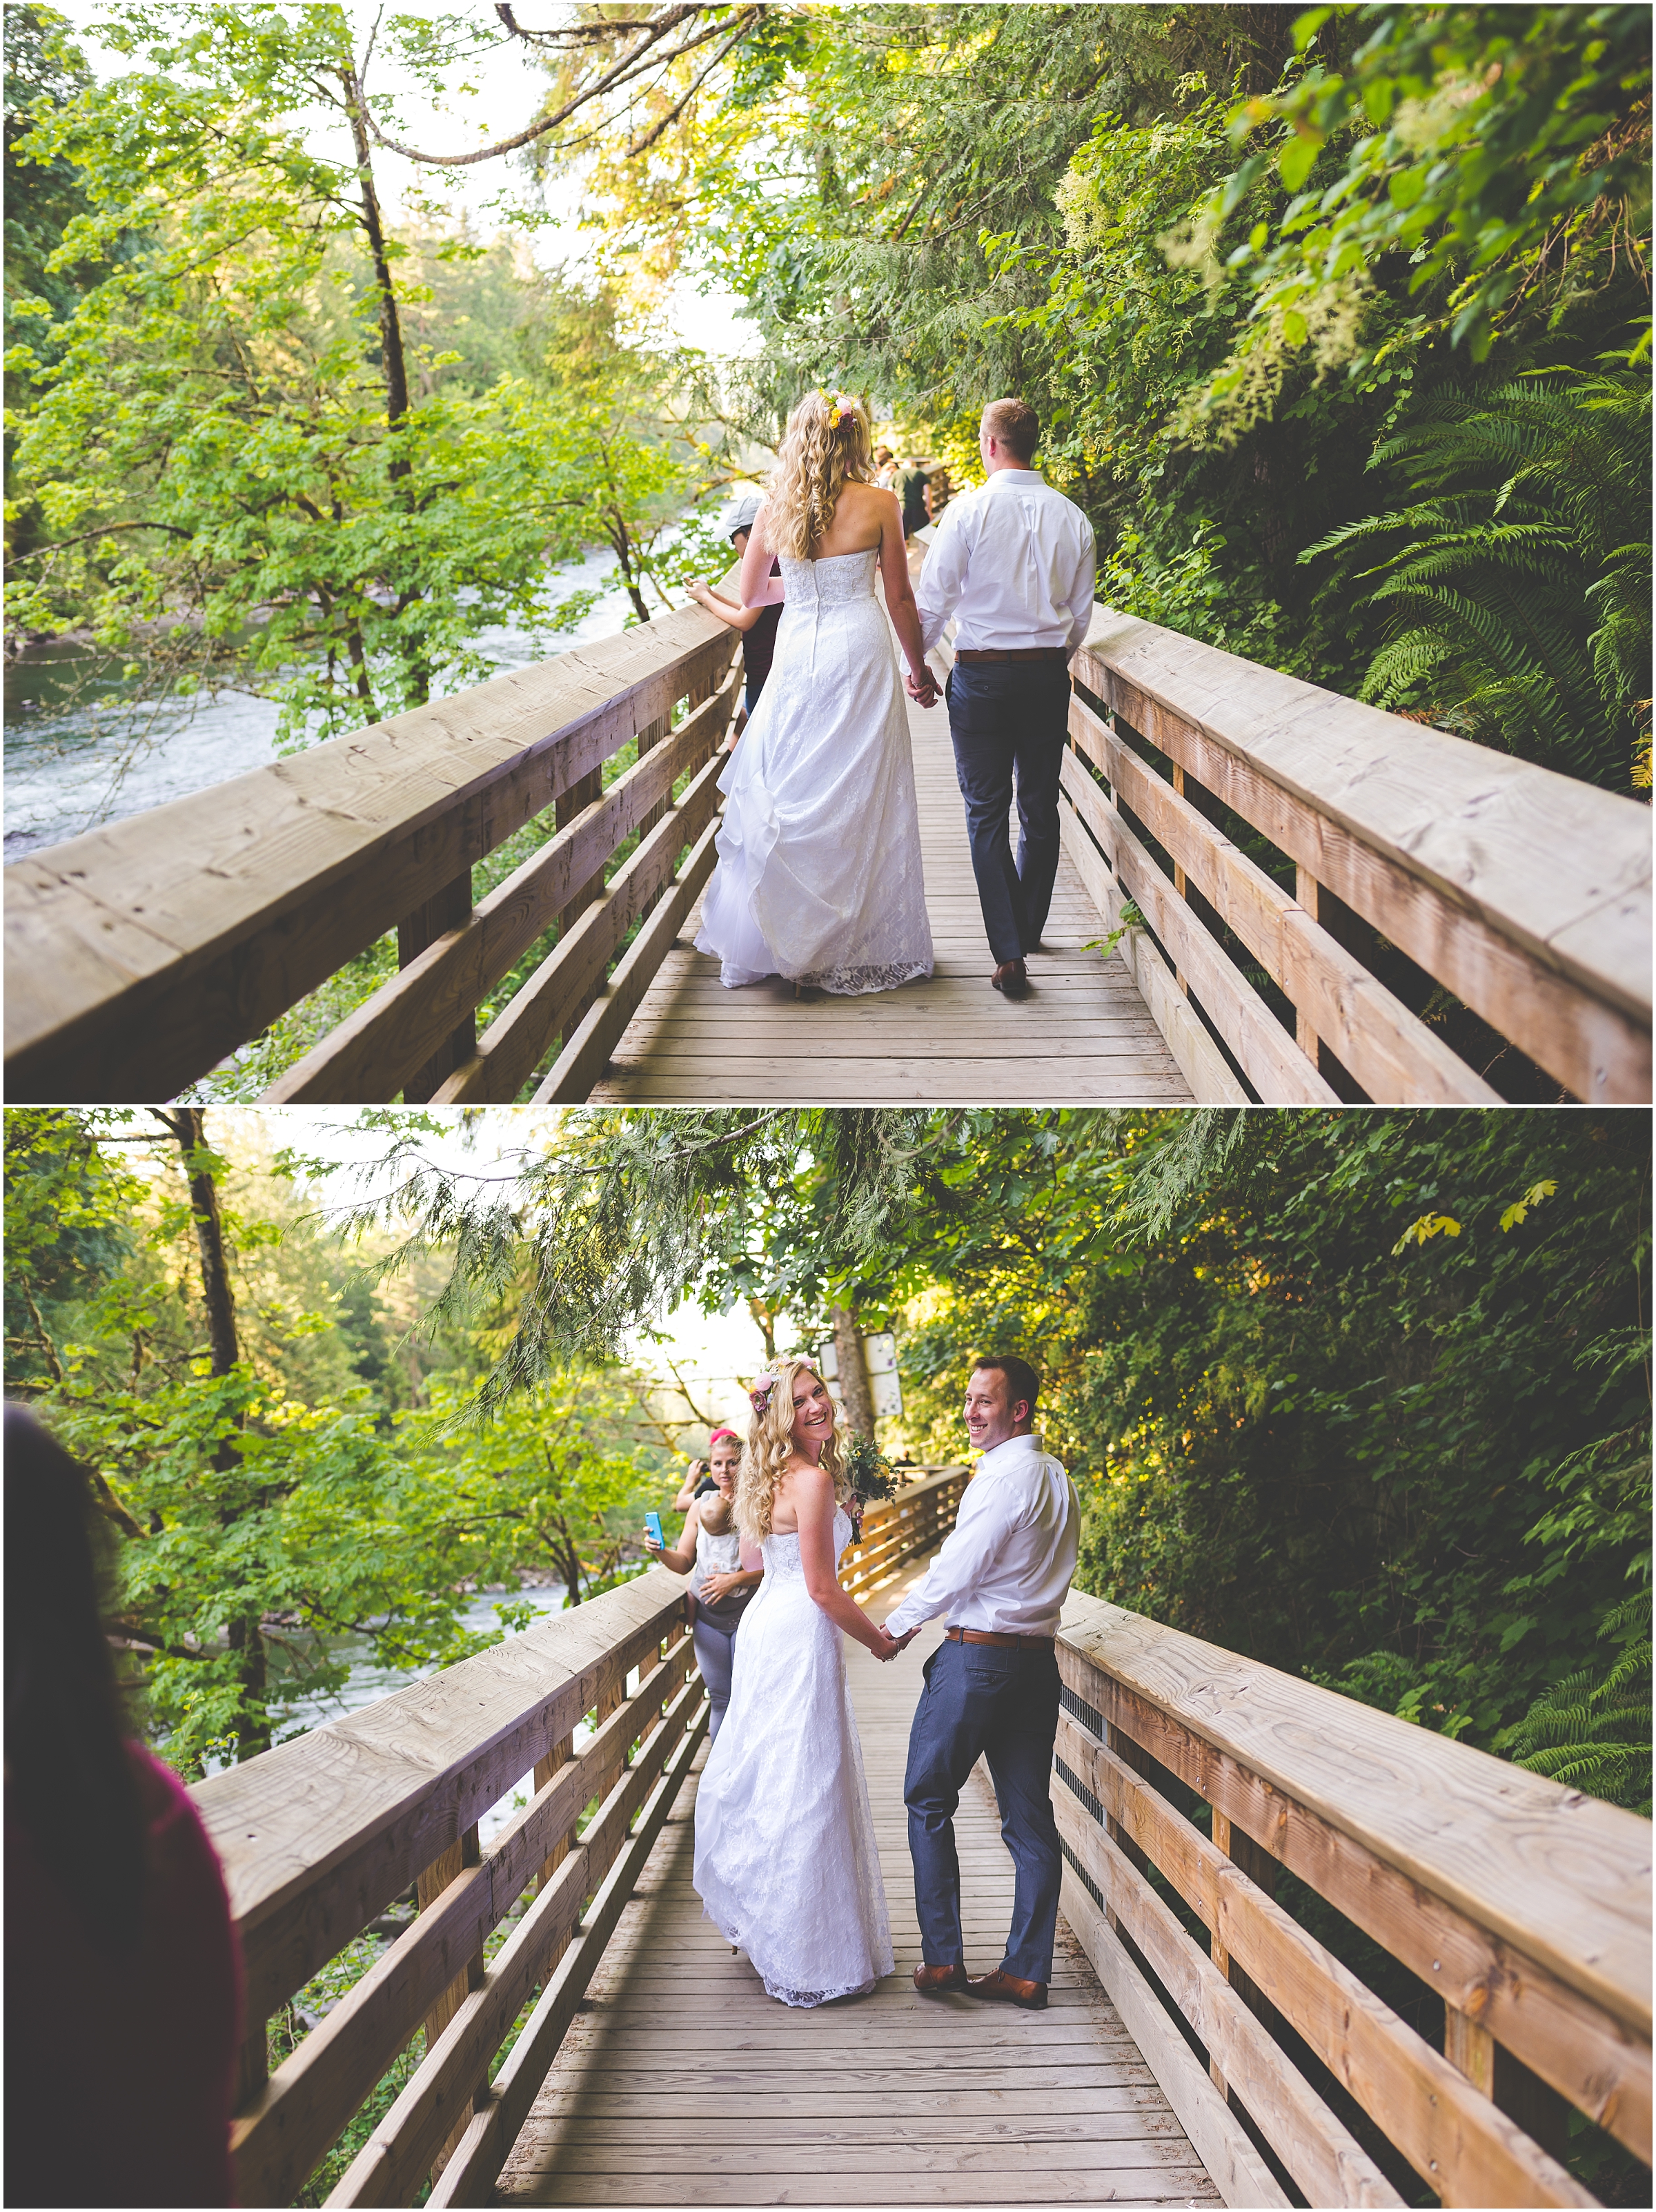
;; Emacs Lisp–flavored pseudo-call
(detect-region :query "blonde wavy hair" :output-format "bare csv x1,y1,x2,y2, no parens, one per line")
764,390,875,560
735,1355,852,1541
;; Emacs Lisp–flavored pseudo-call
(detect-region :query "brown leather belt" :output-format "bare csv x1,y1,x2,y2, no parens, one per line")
955,647,1070,663
945,1626,1055,1649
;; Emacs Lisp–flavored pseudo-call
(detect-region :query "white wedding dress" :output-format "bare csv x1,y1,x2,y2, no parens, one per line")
692,1507,894,2006
694,549,935,994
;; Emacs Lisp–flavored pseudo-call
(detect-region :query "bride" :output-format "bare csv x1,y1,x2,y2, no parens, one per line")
694,391,937,995
692,1358,898,2006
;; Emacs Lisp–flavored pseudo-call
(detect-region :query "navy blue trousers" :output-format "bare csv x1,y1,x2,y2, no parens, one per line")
903,1636,1063,1982
946,660,1072,963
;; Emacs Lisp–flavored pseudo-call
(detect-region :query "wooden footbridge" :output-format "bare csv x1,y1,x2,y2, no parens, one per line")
6,550,1650,1104
193,1468,1651,2210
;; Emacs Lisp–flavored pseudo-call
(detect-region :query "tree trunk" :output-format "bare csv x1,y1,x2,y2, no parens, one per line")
339,63,411,461
747,1296,779,1364
830,1306,876,1440
156,1110,269,1755
160,1108,239,1376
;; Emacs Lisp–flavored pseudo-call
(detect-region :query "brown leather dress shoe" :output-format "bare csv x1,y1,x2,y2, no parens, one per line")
966,1968,1047,2010
992,959,1032,1000
913,1962,969,1995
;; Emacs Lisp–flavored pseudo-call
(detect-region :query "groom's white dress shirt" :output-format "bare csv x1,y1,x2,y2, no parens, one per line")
884,1433,1080,1640
916,469,1096,660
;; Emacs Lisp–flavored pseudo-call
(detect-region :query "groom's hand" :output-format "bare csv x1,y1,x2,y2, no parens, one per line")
905,666,940,708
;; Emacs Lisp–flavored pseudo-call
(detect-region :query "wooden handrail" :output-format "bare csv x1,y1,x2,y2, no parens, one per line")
1061,605,1652,1105
4,604,739,1102
190,1465,967,2207
1053,1590,1653,2209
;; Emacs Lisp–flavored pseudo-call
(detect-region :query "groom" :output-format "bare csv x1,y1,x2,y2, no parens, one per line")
907,400,1096,1001
883,1355,1079,2009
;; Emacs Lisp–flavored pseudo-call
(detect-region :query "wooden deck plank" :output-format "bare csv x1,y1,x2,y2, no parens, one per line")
493,1558,1218,2206
589,682,1195,1105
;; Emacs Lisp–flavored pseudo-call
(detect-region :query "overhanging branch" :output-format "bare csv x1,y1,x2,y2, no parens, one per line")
366,3,763,170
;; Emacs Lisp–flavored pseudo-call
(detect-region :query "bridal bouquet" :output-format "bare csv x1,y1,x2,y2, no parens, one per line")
842,1432,900,1543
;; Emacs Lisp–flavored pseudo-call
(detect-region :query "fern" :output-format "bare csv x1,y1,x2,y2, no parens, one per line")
1499,1590,1653,1816
1302,366,1653,793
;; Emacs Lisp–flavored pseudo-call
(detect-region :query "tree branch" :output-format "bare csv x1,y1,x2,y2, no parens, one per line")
366,4,758,168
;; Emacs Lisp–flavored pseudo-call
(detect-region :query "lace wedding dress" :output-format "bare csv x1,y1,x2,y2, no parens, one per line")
692,1507,894,2006
694,549,935,995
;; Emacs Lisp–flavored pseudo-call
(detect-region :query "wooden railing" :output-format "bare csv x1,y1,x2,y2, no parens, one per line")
1051,1590,1653,2209
4,603,740,1104
190,1466,965,2208
1058,607,1652,1106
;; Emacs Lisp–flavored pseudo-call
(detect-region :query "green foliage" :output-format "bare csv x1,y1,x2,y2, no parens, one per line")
3,6,736,744
3,1107,671,1768
1499,1589,1652,1813
356,1102,1648,1795
1301,361,1652,790
1190,0,1653,427
338,1108,939,1413
583,3,1649,780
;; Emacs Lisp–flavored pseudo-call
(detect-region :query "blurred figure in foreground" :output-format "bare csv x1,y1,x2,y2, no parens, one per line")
5,1404,244,2206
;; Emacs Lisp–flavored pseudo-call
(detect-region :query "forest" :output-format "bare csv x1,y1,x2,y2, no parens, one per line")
7,1103,1648,1817
5,1,1650,794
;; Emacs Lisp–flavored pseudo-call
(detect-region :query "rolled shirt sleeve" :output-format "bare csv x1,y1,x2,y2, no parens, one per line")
916,503,971,656
885,1478,1014,1638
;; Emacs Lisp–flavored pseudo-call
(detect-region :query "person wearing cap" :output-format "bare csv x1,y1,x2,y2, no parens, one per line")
687,490,785,736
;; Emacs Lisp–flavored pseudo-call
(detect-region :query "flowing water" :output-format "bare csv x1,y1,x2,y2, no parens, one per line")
3,549,639,861
253,1584,577,1847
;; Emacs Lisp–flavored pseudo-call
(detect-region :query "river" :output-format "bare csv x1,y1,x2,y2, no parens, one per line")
3,549,640,861
249,1583,595,1846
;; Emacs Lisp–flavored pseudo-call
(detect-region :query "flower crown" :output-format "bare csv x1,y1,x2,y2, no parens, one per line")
748,1374,778,1416
820,390,855,431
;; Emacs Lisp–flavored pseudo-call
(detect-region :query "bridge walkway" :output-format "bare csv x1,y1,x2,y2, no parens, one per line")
588,678,1195,1106
495,1559,1217,2206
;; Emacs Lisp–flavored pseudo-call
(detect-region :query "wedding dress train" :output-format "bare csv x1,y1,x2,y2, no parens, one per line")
694,549,934,994
692,1508,894,2006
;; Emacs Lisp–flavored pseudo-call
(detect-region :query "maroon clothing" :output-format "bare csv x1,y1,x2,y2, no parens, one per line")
7,1745,243,2206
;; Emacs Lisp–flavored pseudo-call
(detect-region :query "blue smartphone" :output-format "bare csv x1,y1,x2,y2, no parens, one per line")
644,1511,664,1546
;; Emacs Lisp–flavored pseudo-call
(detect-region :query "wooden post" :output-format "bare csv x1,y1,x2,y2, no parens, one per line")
1290,872,1381,1103
533,1730,576,1895
1105,1725,1163,1939
554,765,608,1041
233,2011,268,2114
417,1821,484,2184
1171,766,1190,997
1210,1809,1283,2100
398,870,474,1100
1444,2006,1573,2163
1444,2005,1496,2097
1294,866,1323,1071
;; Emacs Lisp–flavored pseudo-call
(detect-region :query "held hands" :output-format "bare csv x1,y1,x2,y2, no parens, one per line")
905,665,940,709
869,1624,920,1663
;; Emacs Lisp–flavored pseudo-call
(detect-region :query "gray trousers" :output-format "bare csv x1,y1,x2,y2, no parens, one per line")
693,1611,741,1740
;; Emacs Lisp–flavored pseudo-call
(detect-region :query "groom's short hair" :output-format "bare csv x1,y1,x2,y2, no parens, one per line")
974,1353,1038,1417
981,399,1038,463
